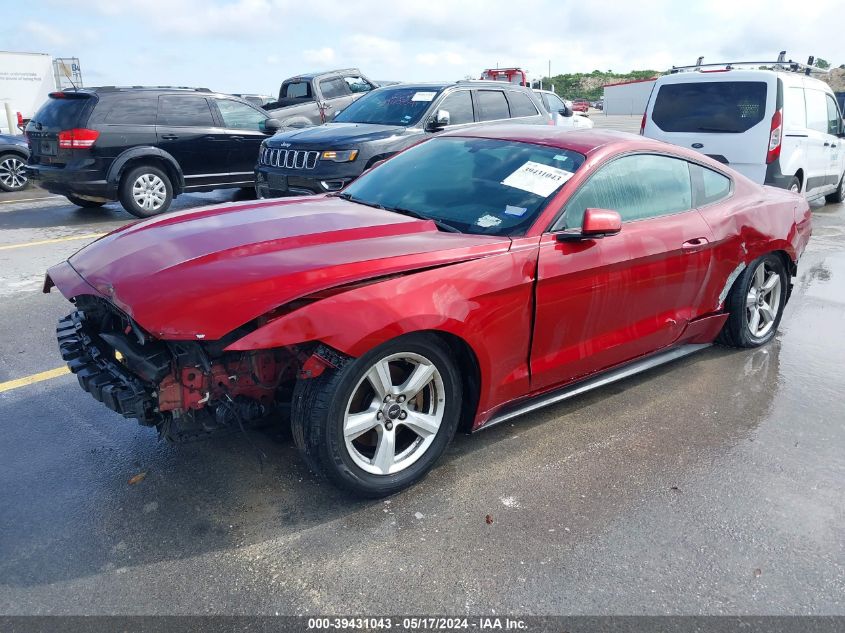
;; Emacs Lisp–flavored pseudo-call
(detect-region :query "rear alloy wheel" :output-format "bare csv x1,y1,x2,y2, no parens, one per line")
119,165,173,218
718,254,788,348
0,153,27,192
292,334,462,497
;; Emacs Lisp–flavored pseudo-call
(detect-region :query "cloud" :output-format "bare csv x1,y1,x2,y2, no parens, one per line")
416,51,465,67
303,47,336,65
22,21,69,47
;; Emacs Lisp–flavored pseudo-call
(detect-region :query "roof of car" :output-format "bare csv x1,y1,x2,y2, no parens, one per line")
440,125,666,156
284,68,363,81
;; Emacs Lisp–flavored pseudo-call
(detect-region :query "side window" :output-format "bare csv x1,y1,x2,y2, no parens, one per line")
103,98,157,125
507,91,539,117
805,89,829,134
215,99,267,131
344,75,373,94
783,87,807,130
690,163,732,206
476,90,510,121
546,93,566,112
283,82,311,100
157,96,214,127
825,94,842,135
319,78,349,100
561,154,692,229
436,91,474,125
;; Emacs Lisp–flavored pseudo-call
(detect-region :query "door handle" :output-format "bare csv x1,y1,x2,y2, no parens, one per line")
160,134,178,140
824,141,831,147
832,144,838,148
682,237,709,250
230,135,245,141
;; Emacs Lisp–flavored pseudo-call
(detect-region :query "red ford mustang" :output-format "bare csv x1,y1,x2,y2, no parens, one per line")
46,127,812,497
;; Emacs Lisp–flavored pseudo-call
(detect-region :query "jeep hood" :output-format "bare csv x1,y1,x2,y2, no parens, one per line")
49,196,509,340
267,122,408,146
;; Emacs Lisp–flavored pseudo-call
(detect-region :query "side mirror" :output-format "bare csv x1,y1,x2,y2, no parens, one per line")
560,105,574,118
427,109,450,131
264,118,282,133
556,208,622,242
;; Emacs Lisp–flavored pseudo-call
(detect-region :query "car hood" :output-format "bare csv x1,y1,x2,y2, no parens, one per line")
55,197,509,340
267,122,409,146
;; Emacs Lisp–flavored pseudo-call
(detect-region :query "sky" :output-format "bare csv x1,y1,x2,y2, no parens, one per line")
2,0,843,96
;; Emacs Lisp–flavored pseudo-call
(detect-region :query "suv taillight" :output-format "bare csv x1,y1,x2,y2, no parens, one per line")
58,128,99,149
639,111,647,135
766,109,783,164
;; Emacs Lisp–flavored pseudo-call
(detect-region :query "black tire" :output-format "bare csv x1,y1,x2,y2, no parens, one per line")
65,194,106,208
717,253,789,348
292,334,462,498
787,176,801,194
0,152,28,192
825,173,844,204
119,165,173,218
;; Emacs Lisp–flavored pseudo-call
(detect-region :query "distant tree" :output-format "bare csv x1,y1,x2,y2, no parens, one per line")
815,58,830,69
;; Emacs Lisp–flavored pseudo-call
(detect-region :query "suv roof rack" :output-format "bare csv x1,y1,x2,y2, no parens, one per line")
669,51,828,77
94,86,213,92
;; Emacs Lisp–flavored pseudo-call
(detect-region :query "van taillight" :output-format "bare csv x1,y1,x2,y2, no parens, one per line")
639,112,647,135
58,128,99,149
766,109,783,164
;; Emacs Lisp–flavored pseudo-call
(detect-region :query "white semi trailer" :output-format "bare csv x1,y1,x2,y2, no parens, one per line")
0,51,82,135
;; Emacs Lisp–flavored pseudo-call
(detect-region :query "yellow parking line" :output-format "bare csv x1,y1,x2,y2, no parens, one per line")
0,195,65,205
0,366,70,393
0,232,106,251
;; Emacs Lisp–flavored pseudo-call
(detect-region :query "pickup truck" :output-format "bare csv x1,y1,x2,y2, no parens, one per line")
263,68,378,129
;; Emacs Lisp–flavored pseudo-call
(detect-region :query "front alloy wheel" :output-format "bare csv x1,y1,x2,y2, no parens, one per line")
292,334,462,497
344,353,445,475
0,154,27,192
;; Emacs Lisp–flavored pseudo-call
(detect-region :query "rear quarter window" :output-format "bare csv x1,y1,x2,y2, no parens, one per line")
652,81,768,133
477,90,510,121
690,163,732,206
102,98,157,125
507,91,539,117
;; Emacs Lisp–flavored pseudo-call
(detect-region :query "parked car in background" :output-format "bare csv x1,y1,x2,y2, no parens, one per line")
47,127,811,497
642,62,845,201
535,89,594,129
263,68,378,129
0,133,29,192
255,81,552,197
234,93,274,107
25,87,280,217
571,99,590,113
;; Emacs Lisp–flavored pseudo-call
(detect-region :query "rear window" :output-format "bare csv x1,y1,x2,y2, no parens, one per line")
31,96,91,129
652,81,768,133
283,82,311,99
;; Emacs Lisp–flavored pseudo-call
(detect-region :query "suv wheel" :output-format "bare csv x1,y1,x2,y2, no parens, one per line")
66,194,106,208
0,153,27,192
119,165,173,217
825,172,844,204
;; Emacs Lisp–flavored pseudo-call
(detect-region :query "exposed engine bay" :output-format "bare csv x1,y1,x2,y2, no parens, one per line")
56,295,330,442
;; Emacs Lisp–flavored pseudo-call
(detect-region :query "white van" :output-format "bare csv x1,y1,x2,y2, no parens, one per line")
641,65,845,202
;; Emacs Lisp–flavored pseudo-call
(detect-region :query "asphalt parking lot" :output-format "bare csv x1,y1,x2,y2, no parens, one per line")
1,127,843,614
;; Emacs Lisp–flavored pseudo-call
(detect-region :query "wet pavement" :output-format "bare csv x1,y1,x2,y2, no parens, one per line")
0,187,843,615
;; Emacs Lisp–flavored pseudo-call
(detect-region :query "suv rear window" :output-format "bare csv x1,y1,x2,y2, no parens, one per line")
31,96,91,129
652,81,768,133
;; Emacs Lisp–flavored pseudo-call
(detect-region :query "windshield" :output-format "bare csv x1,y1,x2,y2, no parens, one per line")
334,87,442,126
340,137,585,236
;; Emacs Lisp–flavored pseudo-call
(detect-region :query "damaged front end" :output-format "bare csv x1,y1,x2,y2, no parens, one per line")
56,295,311,442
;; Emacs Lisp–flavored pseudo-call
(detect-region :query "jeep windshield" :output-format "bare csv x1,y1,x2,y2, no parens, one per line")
339,137,585,237
333,87,443,126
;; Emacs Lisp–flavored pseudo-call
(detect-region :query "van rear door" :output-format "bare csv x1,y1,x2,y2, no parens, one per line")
643,74,775,183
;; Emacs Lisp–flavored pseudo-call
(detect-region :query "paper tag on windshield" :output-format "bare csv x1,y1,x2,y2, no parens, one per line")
476,214,502,228
501,161,573,197
411,91,437,102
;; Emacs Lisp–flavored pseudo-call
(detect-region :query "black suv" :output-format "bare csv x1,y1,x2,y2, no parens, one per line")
26,87,280,217
255,81,551,197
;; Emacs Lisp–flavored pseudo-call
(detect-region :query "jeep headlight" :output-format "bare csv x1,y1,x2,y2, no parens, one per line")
321,149,359,162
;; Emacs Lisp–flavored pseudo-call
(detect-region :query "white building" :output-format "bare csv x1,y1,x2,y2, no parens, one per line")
602,77,658,115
